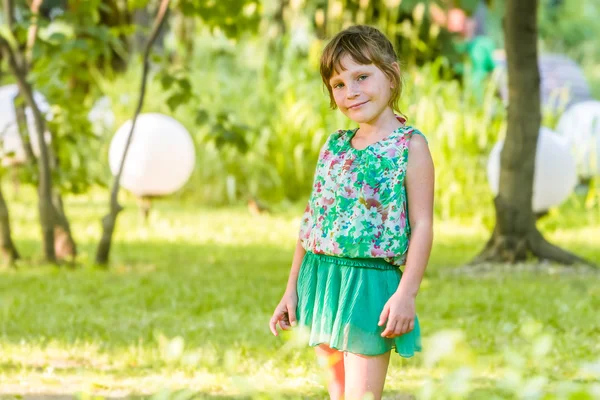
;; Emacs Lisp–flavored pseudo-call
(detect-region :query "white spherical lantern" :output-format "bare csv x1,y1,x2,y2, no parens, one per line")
486,127,577,212
88,96,115,136
556,100,600,179
494,53,592,112
109,113,195,197
0,84,50,165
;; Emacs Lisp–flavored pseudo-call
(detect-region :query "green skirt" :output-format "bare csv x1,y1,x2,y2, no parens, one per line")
296,252,422,357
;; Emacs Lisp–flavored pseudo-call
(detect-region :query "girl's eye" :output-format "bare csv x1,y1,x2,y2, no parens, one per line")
358,75,368,81
334,83,344,89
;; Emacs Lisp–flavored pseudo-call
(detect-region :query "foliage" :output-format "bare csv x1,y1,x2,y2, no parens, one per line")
177,0,261,37
104,29,494,220
101,22,600,224
0,0,126,194
0,194,598,397
537,0,600,99
538,0,600,61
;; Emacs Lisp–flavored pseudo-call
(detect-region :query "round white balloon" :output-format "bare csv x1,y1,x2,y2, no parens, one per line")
109,113,196,196
556,100,600,179
487,127,577,212
493,53,592,112
0,84,50,165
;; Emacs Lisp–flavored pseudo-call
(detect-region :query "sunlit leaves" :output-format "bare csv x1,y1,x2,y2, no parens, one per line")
176,0,261,38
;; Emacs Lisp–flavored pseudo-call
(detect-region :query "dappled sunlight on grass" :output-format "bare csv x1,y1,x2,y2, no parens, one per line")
1,190,599,397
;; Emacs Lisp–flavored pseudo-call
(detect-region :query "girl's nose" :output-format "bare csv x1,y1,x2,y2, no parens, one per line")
346,85,360,99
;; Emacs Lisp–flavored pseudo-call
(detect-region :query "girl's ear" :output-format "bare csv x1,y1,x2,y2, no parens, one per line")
392,61,401,75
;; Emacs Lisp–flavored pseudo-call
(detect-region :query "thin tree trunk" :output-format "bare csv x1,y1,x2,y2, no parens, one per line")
9,0,77,263
1,0,56,263
95,0,171,266
13,92,77,261
51,191,76,262
25,0,43,64
472,0,593,267
13,93,37,163
0,182,19,266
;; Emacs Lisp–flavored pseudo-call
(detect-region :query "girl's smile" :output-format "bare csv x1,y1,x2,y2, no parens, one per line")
348,100,369,109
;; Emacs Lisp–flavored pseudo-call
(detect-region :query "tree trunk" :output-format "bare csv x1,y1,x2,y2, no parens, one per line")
12,93,36,163
132,5,168,54
1,36,56,263
52,191,76,262
25,0,43,64
472,0,593,267
0,182,19,266
95,0,171,266
13,92,77,262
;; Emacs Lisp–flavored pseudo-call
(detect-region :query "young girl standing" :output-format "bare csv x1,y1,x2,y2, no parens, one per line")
269,25,434,400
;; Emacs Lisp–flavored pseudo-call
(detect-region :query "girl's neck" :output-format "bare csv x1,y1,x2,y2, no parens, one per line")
355,109,403,138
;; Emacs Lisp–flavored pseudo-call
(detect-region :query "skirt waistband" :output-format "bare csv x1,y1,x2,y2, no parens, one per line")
305,251,400,271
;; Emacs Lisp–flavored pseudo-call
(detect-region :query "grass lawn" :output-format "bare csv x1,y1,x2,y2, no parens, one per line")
0,189,599,399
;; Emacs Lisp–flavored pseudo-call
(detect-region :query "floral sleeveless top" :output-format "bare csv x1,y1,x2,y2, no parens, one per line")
299,119,427,267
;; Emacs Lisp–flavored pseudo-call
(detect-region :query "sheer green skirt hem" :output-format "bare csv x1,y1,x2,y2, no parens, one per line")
296,252,422,358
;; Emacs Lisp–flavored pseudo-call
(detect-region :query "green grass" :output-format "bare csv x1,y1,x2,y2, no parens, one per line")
0,188,599,399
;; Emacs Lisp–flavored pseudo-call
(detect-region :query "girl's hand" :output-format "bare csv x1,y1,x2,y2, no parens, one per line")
269,290,298,336
378,292,416,338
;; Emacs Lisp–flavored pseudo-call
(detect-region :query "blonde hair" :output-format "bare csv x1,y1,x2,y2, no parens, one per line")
320,25,402,113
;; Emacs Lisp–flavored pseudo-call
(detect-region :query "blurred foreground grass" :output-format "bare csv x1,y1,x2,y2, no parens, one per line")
0,187,599,399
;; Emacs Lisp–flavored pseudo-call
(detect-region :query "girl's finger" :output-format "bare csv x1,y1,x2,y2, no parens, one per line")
378,303,390,326
279,311,291,331
408,319,415,333
390,319,402,338
381,319,398,338
398,319,409,335
287,305,297,327
279,320,289,331
269,307,286,336
390,320,402,338
269,314,280,336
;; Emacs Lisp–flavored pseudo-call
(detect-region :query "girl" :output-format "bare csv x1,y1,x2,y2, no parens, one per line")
269,25,434,400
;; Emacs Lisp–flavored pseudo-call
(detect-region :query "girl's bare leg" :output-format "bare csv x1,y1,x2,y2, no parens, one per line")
343,351,391,400
315,344,345,399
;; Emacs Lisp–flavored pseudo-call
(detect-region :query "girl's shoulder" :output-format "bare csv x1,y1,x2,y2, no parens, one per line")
398,125,428,145
400,124,426,137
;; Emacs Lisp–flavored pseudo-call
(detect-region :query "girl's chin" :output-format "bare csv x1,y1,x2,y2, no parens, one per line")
345,113,374,124
343,108,366,118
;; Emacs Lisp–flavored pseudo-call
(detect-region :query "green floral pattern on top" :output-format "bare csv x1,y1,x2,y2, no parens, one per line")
299,118,426,267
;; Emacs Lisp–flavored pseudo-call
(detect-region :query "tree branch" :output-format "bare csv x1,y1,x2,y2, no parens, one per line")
3,0,15,29
26,0,44,64
96,0,171,265
1,36,57,262
110,0,170,204
12,94,37,163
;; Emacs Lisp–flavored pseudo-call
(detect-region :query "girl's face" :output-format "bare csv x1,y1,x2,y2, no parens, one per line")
329,55,396,124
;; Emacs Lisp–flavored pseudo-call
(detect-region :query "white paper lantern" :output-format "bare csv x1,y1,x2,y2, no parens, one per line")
0,84,51,165
556,100,600,179
109,113,195,197
493,53,592,113
487,127,577,212
88,96,115,136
